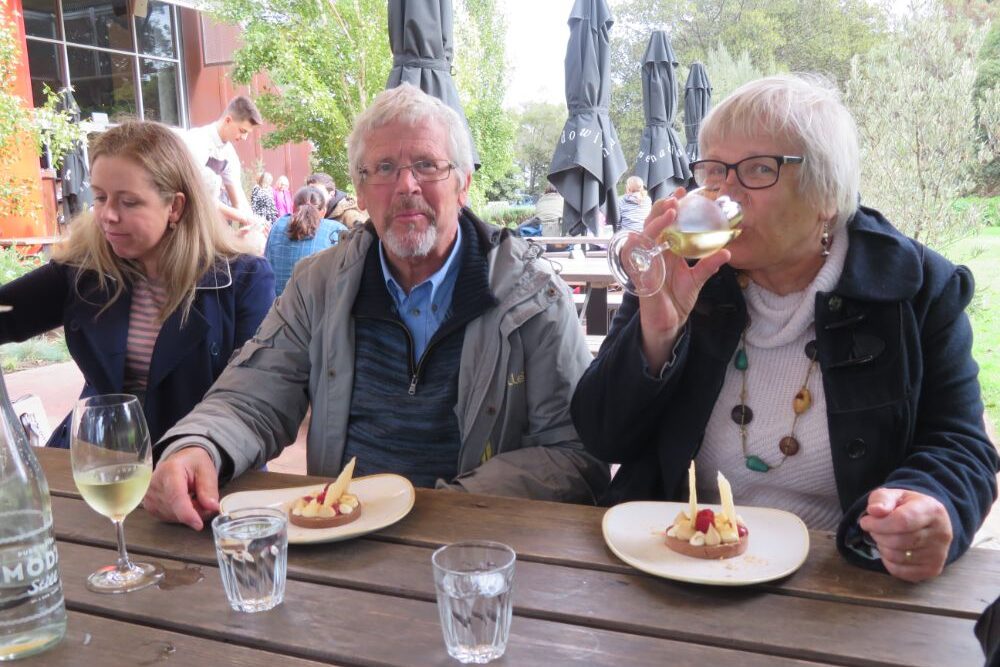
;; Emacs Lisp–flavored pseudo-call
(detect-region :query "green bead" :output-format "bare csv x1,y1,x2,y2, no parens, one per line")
734,348,748,370
745,455,770,472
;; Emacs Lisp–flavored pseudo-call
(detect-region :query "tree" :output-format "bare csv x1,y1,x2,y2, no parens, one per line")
207,0,391,189
608,0,886,172
512,102,565,195
453,0,516,209
974,23,1000,192
846,2,987,248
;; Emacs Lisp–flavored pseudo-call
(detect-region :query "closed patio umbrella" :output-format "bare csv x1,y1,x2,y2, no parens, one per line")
683,62,712,163
386,0,479,168
634,30,689,204
547,0,627,235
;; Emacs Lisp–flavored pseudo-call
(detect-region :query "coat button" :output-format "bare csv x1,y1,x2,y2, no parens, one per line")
69,320,80,331
828,295,843,312
846,438,867,459
209,342,220,356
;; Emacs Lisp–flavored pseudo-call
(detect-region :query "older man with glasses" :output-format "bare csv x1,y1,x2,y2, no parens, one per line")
143,84,610,530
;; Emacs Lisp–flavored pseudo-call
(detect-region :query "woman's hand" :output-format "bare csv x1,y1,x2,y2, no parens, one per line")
637,189,731,369
859,487,954,582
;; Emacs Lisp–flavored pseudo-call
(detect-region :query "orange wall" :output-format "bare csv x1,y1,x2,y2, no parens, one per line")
0,0,52,238
180,8,313,193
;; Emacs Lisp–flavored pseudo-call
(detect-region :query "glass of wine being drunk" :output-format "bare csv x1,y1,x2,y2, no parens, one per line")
607,187,744,297
71,394,164,593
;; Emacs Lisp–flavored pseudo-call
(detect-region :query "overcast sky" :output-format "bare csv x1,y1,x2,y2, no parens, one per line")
501,0,576,109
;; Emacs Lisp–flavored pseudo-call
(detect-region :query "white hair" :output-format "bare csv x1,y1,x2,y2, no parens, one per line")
699,73,860,229
347,84,474,191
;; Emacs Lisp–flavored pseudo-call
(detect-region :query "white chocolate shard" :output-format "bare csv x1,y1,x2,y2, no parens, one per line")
323,456,357,508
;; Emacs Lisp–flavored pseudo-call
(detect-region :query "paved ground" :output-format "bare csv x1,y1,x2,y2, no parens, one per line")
7,360,998,548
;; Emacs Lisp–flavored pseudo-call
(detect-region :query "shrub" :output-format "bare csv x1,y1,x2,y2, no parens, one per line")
481,205,535,230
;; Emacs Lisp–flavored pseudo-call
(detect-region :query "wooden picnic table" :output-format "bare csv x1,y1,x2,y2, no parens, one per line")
548,255,619,335
29,448,1000,666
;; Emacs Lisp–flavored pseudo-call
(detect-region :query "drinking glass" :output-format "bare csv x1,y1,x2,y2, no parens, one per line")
71,394,164,594
432,541,516,664
607,187,744,297
211,508,288,613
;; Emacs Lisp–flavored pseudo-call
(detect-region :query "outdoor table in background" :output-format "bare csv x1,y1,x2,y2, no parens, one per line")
29,448,1000,666
549,255,619,335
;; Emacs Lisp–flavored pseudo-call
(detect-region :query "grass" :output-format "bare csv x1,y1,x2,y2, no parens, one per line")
947,226,1000,427
0,331,70,373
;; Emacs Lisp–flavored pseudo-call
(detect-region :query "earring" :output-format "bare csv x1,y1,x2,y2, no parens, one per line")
820,221,830,257
168,221,177,231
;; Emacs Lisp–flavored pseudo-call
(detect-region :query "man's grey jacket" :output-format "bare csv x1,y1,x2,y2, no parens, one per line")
157,210,610,504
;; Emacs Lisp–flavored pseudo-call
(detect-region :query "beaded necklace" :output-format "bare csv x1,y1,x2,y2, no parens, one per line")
730,271,820,473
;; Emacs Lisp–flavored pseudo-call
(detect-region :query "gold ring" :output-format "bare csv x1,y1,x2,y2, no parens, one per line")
904,549,913,561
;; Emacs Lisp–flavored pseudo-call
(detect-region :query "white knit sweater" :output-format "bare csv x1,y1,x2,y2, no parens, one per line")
695,232,849,531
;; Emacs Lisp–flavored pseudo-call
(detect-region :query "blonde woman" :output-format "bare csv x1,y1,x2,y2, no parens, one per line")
0,121,275,448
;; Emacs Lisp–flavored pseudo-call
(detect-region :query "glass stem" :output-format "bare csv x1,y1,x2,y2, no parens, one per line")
113,519,132,572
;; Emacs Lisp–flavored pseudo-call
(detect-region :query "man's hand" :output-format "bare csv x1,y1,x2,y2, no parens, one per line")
143,447,220,531
859,487,953,583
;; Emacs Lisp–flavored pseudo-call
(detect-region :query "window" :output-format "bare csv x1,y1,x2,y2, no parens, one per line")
22,0,185,126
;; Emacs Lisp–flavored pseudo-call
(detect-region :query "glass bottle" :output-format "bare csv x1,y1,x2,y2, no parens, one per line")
0,367,66,661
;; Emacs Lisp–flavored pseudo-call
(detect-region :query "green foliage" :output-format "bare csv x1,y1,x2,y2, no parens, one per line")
1,5,84,221
954,196,1000,226
0,247,41,284
209,0,392,188
480,205,533,229
453,0,517,211
609,0,885,174
512,102,565,195
974,24,1000,192
211,0,516,210
945,226,1000,424
1,334,70,373
847,4,988,249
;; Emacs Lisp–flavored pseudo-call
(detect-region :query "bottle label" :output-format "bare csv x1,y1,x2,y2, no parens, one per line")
0,512,63,627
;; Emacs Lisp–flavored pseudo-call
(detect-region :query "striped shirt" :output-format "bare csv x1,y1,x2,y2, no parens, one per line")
124,278,168,392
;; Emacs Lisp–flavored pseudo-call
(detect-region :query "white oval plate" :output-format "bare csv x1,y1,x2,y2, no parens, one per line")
602,501,810,586
220,474,415,545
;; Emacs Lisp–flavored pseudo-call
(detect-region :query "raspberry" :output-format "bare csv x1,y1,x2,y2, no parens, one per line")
737,524,749,538
695,509,715,533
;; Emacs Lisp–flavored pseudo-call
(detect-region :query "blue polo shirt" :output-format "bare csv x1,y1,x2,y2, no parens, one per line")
378,224,463,361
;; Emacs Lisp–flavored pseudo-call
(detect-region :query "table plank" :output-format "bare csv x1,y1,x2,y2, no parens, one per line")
49,495,984,667
55,541,828,667
17,611,336,666
39,449,1000,619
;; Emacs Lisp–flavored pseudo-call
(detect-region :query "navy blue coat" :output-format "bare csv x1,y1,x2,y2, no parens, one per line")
571,206,999,570
0,255,274,448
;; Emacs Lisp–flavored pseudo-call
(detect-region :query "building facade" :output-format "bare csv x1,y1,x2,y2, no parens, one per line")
4,0,311,238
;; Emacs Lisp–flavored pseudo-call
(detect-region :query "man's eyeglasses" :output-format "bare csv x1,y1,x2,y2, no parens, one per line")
359,159,456,186
690,155,803,190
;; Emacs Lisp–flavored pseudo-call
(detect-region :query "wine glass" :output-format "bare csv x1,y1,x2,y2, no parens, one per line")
607,187,744,297
71,394,164,594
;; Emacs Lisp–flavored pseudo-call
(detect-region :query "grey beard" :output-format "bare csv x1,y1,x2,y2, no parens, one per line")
382,221,438,258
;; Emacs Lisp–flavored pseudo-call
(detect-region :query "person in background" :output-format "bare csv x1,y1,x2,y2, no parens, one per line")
617,175,652,233
571,74,998,583
142,83,608,531
534,184,564,234
265,186,348,296
274,175,293,219
251,171,278,225
180,95,262,229
0,121,274,448
306,172,366,228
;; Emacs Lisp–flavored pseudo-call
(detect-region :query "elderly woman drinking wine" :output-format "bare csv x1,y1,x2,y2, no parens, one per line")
571,74,999,583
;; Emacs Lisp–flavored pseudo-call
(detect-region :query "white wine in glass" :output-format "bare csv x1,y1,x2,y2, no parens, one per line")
71,395,164,594
607,187,743,297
